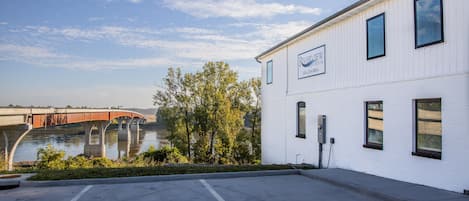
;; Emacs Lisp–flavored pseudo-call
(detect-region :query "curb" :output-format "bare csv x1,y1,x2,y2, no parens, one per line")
0,174,35,190
21,169,300,187
299,170,400,201
0,180,20,190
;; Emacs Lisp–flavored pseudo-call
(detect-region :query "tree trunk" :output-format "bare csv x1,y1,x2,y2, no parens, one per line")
209,130,215,157
184,110,191,159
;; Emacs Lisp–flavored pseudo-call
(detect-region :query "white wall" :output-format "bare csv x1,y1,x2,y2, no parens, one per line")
260,0,469,192
261,48,288,164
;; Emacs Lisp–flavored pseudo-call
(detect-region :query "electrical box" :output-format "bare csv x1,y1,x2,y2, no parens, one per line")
317,115,326,144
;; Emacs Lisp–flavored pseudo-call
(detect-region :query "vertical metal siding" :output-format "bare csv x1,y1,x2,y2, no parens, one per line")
261,0,469,95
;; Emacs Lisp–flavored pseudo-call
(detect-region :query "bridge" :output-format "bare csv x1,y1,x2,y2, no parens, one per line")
0,108,145,170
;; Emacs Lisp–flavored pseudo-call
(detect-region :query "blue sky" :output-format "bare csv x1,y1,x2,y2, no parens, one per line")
0,0,356,108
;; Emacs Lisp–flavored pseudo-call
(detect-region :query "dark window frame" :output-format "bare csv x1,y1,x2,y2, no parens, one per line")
363,101,384,150
266,60,273,85
296,101,306,139
412,98,442,160
414,0,444,49
366,13,386,60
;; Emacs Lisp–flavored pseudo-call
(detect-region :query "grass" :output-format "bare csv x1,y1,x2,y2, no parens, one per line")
28,164,314,181
0,167,37,175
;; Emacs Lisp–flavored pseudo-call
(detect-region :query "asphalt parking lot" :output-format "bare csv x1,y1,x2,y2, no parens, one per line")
0,175,380,201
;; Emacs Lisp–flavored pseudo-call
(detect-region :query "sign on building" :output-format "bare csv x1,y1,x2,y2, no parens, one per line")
297,45,325,79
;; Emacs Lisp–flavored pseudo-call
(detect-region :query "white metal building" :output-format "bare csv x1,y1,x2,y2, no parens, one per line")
255,0,468,193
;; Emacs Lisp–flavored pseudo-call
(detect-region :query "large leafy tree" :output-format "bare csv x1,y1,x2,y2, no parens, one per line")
154,62,261,164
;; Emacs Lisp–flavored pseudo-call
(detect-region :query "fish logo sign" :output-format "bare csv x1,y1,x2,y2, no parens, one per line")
298,45,326,79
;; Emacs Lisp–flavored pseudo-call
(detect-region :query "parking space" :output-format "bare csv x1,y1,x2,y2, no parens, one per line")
0,175,381,201
0,185,88,201
79,179,215,201
205,175,378,201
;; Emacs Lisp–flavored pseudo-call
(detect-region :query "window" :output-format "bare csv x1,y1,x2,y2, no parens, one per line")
367,13,385,59
364,101,383,150
297,102,306,138
413,98,442,159
414,0,444,48
266,60,273,84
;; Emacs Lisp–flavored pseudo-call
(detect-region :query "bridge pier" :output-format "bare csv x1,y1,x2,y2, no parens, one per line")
118,118,133,141
129,121,142,157
83,121,110,158
117,118,145,158
0,124,32,170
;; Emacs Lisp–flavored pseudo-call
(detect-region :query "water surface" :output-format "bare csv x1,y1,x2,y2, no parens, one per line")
13,128,168,162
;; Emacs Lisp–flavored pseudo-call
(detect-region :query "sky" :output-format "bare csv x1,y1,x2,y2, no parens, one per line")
0,0,356,108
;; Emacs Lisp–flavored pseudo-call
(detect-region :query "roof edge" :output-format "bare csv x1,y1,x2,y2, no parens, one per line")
255,0,371,63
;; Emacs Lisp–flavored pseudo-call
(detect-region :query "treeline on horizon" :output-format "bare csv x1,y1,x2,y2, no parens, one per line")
1,104,121,109
154,61,261,164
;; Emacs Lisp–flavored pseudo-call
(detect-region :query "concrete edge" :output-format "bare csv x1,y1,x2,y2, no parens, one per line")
0,173,35,190
299,170,402,201
0,181,20,190
21,169,300,187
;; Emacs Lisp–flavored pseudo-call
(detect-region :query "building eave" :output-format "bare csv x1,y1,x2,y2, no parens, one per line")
255,0,377,63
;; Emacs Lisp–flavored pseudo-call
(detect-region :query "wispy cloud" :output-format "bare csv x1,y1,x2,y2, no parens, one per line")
18,25,160,41
88,17,105,22
2,20,311,69
54,57,184,70
163,0,321,18
0,44,68,60
0,44,188,70
0,22,8,25
0,85,156,108
128,0,142,3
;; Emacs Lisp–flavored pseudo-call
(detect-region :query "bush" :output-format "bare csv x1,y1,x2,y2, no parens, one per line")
65,156,93,169
91,158,114,168
141,146,188,164
36,144,66,170
0,152,6,171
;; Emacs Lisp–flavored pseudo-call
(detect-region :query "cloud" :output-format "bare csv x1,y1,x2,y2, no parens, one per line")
88,17,105,22
128,0,142,3
52,57,183,70
3,20,311,69
0,22,7,25
0,44,188,70
0,85,156,108
163,0,321,18
235,21,311,43
19,25,160,42
0,44,68,60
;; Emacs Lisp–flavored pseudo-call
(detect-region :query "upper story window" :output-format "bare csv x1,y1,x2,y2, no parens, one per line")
364,101,383,150
367,13,385,59
297,101,306,138
266,60,273,84
414,0,444,48
413,98,442,159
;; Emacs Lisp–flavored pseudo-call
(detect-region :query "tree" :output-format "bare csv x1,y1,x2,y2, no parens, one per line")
154,68,194,159
248,78,262,160
154,62,261,164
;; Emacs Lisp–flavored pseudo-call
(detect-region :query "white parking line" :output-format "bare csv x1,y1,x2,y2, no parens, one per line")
199,179,226,201
70,185,93,201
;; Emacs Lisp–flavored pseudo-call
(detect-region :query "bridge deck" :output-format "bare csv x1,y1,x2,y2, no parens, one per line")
0,108,144,128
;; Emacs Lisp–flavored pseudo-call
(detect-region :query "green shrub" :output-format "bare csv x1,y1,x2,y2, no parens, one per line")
91,158,114,168
36,144,66,170
141,146,188,164
0,152,6,171
65,156,93,169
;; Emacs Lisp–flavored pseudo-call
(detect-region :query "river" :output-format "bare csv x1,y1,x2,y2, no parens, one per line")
13,127,169,162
